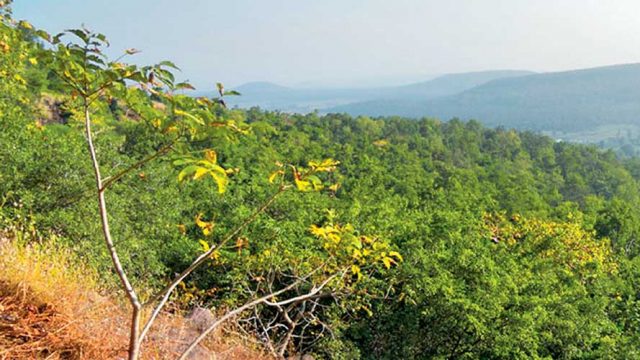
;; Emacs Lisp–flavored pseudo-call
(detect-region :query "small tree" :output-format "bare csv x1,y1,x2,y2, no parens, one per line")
30,24,401,360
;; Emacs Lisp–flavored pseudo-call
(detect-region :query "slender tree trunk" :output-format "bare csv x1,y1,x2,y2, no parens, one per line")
83,101,142,360
129,306,142,360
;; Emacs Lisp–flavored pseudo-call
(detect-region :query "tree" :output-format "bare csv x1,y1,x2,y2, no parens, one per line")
34,24,400,360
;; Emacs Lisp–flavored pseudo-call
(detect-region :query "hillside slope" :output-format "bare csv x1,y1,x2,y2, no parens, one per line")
330,63,640,132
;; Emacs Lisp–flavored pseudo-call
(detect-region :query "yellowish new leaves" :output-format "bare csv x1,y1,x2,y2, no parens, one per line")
268,159,341,192
198,239,220,262
268,169,284,184
308,158,340,172
484,213,616,276
195,213,214,236
203,149,217,163
198,239,210,252
373,139,389,147
309,219,402,280
175,149,230,193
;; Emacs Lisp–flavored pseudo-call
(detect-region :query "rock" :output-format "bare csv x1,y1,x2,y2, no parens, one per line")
152,101,167,111
0,313,17,323
187,306,216,332
37,94,70,125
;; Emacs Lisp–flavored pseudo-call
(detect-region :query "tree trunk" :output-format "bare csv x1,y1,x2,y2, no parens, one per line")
83,101,142,360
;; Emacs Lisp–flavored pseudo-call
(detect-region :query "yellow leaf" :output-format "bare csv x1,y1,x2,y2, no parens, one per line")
351,264,362,280
373,139,389,147
19,20,33,30
13,74,26,84
204,149,217,163
382,257,393,269
208,167,229,193
199,239,210,252
28,57,38,65
210,250,221,261
308,158,340,172
268,170,284,184
389,251,403,262
328,183,340,192
192,167,209,180
164,125,178,134
309,224,326,238
175,109,204,125
295,178,312,192
195,214,214,236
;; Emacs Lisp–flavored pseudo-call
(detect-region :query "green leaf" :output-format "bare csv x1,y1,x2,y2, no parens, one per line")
35,30,51,42
158,60,180,70
223,90,241,96
178,165,199,182
175,82,196,91
307,175,324,191
172,158,197,166
66,29,89,43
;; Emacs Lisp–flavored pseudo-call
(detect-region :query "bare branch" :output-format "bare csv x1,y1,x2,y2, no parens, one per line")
138,186,289,346
264,270,345,307
177,264,329,360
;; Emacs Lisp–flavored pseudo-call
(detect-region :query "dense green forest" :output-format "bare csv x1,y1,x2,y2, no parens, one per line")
2,4,640,359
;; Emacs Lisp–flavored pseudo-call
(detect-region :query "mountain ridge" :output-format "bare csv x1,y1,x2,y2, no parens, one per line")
329,63,640,132
227,70,534,112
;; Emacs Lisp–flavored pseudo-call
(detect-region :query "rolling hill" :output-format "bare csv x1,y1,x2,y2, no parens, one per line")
330,63,640,132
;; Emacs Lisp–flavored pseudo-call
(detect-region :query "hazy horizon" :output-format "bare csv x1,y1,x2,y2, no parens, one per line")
14,0,640,89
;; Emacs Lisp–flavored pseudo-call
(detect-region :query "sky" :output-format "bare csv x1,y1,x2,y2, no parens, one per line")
12,0,640,89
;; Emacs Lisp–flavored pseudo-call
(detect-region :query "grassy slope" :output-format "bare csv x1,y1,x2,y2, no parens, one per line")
0,233,270,360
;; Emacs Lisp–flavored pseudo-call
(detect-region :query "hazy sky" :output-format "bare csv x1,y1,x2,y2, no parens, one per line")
13,0,640,88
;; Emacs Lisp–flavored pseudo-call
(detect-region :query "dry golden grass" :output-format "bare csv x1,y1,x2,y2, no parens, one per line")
0,236,271,360
0,238,130,359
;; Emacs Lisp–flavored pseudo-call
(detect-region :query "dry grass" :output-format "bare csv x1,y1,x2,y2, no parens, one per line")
0,238,130,359
0,236,271,360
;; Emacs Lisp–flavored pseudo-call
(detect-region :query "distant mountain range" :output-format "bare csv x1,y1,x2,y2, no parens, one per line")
227,70,533,114
226,64,640,133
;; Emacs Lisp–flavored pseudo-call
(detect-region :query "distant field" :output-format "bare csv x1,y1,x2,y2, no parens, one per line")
544,124,640,144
